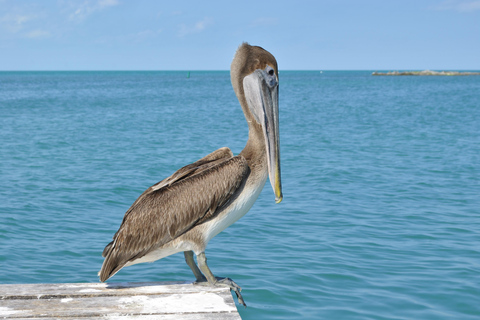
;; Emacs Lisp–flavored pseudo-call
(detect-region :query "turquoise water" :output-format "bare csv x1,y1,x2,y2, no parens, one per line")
1,71,479,319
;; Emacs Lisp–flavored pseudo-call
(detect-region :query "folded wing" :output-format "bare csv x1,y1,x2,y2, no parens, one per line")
99,147,249,281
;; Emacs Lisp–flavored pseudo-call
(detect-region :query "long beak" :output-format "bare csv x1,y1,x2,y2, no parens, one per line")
243,69,283,203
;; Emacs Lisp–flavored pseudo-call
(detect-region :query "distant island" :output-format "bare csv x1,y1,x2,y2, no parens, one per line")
372,70,480,76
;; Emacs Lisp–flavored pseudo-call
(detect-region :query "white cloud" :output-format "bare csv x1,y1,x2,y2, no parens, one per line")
0,13,35,33
0,4,56,40
178,17,213,37
24,29,50,39
432,0,480,12
69,0,119,21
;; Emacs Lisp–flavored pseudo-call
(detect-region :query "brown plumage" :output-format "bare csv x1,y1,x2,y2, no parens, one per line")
99,148,249,282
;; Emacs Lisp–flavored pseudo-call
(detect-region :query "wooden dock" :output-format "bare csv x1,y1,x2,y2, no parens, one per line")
0,281,241,319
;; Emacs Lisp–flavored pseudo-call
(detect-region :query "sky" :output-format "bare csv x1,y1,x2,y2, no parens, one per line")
0,0,479,70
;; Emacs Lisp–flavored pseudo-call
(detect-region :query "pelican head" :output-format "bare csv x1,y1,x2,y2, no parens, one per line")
231,43,282,203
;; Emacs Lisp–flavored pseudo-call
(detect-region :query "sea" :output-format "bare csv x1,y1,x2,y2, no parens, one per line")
1,70,479,319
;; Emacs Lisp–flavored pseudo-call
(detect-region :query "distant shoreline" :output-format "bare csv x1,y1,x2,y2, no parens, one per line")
372,70,480,76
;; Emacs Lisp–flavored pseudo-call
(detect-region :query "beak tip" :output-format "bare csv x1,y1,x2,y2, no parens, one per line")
275,194,283,204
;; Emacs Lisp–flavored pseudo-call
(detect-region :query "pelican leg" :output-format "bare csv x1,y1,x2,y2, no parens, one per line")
184,251,206,282
195,252,246,307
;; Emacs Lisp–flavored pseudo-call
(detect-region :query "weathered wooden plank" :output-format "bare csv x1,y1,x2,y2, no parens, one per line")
0,282,241,319
0,281,226,299
1,291,236,316
6,315,241,320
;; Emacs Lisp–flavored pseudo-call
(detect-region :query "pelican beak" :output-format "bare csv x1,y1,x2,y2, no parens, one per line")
243,66,283,203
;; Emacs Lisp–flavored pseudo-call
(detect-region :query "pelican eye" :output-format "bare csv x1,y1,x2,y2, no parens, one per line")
264,65,277,88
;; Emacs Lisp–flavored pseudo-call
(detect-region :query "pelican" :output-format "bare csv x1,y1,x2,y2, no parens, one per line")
99,43,282,306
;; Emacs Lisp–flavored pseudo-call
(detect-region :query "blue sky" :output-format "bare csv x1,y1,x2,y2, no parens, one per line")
1,0,479,70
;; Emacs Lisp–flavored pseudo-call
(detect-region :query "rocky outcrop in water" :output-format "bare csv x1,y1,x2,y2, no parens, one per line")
372,70,480,76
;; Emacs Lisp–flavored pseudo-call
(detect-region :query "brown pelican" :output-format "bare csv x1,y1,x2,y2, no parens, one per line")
99,43,282,306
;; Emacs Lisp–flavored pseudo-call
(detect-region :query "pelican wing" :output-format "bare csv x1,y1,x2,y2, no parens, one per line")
151,147,235,191
99,147,249,281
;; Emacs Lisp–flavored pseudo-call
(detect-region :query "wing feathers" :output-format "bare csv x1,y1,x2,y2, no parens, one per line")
151,147,233,191
99,148,249,282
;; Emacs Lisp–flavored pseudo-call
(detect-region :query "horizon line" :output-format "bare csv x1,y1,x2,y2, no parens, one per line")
1,69,480,72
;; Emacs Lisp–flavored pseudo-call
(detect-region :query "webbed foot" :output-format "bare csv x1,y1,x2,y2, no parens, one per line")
215,277,246,307
194,276,245,307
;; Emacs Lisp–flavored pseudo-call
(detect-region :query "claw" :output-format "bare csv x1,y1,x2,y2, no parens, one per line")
193,277,246,307
215,277,246,307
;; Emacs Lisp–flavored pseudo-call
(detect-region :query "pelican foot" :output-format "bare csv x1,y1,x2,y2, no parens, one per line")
194,277,246,307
